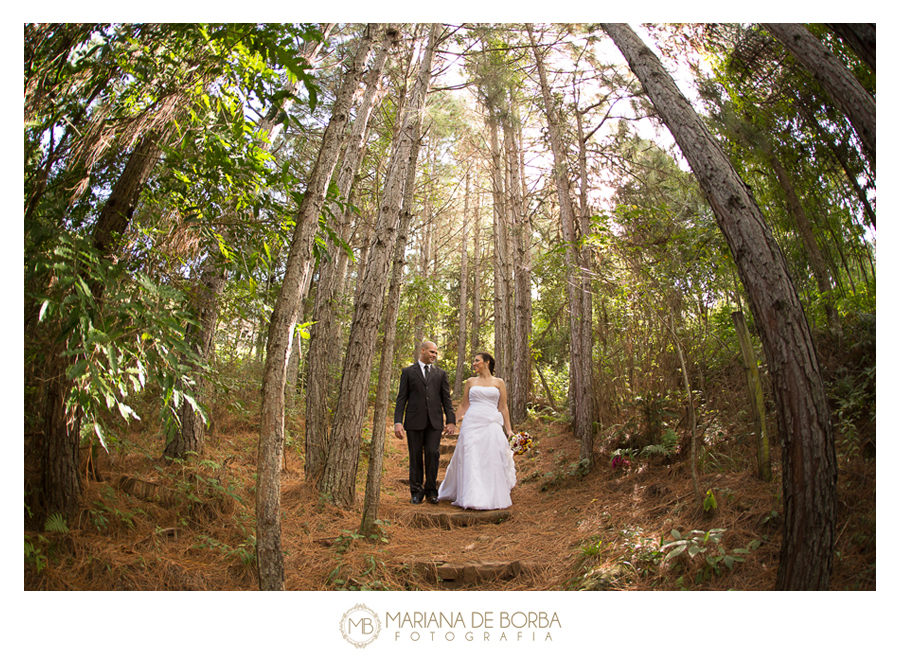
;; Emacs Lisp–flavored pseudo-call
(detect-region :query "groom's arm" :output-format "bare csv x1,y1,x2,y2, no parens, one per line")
394,368,410,437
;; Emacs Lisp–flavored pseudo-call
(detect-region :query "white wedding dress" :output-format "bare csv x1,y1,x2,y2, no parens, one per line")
438,386,516,510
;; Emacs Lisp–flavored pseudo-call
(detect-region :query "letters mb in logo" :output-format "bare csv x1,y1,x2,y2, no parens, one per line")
340,604,381,648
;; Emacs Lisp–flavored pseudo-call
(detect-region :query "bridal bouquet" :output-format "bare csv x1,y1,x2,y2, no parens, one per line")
509,431,534,455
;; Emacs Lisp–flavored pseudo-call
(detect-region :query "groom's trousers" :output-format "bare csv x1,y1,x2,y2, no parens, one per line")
407,418,442,497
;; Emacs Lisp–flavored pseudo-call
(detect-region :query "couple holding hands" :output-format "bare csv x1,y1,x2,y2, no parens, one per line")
393,341,517,511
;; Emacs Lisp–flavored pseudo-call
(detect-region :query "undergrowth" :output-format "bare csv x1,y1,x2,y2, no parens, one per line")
24,318,876,591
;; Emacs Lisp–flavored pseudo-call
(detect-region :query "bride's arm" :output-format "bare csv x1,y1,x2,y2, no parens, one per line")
456,379,472,422
496,379,514,438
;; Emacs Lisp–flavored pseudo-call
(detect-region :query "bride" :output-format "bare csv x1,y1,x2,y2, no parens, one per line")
438,352,517,510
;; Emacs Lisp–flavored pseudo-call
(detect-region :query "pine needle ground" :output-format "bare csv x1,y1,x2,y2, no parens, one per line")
24,396,875,591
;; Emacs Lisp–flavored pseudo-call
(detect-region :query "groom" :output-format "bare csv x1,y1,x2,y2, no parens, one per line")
394,340,456,504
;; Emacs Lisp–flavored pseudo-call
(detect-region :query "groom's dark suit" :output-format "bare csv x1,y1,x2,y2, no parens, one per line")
394,361,456,499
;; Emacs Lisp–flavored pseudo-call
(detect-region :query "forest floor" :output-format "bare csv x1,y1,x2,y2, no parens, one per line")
24,393,876,591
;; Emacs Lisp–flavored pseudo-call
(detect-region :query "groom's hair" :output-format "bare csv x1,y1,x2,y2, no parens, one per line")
476,352,495,375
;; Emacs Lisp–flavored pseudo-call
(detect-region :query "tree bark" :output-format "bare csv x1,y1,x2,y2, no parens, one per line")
359,123,421,536
453,171,470,397
762,23,875,168
470,186,482,355
165,29,335,460
164,266,227,459
42,126,168,523
529,25,593,462
574,101,596,449
487,107,512,380
602,22,836,590
502,108,531,425
304,25,395,482
256,25,377,590
767,151,838,329
91,132,166,257
319,23,437,509
41,350,83,523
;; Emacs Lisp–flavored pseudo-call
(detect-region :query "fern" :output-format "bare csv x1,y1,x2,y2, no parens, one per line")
640,428,679,458
43,513,69,533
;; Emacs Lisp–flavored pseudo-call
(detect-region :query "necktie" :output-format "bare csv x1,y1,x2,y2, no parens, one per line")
424,365,430,380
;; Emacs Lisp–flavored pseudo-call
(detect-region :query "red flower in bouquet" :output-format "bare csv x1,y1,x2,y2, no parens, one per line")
509,431,533,455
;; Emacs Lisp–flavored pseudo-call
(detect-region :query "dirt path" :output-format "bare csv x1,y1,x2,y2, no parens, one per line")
280,416,790,591
25,410,875,591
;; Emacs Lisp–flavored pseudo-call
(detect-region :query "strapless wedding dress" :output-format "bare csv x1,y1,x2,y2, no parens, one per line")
438,386,516,510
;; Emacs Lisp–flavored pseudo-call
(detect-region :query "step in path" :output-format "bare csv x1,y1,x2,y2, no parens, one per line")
404,504,511,529
410,559,534,589
395,436,531,588
397,436,513,528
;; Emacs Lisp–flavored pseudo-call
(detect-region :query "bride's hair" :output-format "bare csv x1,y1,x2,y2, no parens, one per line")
476,352,495,375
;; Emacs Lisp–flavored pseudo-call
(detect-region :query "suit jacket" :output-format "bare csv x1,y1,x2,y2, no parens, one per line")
394,362,456,431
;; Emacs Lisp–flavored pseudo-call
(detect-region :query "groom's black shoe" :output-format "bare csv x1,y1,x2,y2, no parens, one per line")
411,492,424,505
427,495,439,505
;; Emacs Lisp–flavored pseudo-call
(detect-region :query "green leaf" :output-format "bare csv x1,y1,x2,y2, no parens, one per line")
107,346,118,373
39,300,51,322
94,423,110,453
668,544,687,559
117,402,138,420
67,360,89,379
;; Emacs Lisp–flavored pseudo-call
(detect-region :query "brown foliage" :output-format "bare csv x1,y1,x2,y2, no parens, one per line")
24,394,875,590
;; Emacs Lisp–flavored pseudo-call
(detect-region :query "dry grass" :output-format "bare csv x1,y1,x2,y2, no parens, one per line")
24,397,876,591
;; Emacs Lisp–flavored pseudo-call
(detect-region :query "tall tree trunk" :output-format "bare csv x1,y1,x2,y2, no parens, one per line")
470,185,482,355
413,156,435,351
359,123,421,536
164,266,227,458
529,25,593,461
354,217,374,305
304,25,395,482
476,58,513,382
319,24,437,509
41,349,83,524
762,23,875,168
453,171,470,397
166,28,335,460
574,103,596,448
767,151,838,329
602,22,836,590
485,107,511,379
91,132,166,257
42,127,167,523
502,109,530,425
256,25,377,591
285,325,302,410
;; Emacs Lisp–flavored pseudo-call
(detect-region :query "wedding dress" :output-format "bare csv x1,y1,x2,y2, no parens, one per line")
438,386,516,510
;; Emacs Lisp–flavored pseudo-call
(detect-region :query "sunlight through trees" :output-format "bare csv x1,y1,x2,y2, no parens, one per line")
25,23,875,592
